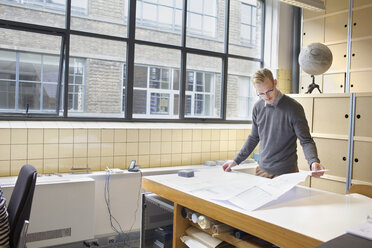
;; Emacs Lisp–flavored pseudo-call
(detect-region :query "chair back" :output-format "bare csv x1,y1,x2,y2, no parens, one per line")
7,165,37,248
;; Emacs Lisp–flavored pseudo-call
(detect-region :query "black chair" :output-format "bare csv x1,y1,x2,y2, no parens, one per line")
7,165,37,248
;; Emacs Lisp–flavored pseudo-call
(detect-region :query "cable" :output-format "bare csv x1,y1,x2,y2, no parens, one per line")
104,169,143,248
128,170,143,233
104,170,130,248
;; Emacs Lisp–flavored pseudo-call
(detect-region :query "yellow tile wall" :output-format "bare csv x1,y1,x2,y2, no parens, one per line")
0,126,252,177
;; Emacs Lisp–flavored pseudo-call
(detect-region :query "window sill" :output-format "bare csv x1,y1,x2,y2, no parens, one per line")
0,121,252,129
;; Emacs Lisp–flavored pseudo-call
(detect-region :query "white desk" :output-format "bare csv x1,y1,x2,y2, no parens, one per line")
142,168,372,248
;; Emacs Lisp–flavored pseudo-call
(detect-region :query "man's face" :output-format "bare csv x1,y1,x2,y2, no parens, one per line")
255,78,278,105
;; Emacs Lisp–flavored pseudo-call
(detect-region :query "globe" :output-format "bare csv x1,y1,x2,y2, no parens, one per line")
298,43,333,75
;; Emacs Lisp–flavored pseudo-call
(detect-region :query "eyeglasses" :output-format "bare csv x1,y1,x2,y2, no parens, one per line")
256,88,274,97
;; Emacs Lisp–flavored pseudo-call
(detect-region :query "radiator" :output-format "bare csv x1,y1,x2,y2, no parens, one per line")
1,176,95,248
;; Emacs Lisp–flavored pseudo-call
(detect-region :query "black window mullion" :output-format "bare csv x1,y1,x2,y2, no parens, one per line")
179,0,188,120
63,0,71,118
260,0,266,67
221,0,230,120
56,36,65,115
126,0,137,120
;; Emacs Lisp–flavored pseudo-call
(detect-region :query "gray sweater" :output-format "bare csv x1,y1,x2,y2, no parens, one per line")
234,93,320,175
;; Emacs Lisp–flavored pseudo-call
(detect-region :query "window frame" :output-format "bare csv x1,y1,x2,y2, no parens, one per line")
0,0,265,123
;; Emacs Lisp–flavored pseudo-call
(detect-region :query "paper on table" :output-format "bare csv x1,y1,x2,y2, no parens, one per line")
227,171,311,211
347,222,372,240
147,169,312,211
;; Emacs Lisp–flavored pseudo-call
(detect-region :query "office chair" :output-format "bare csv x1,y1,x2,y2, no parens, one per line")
348,184,372,198
7,165,37,248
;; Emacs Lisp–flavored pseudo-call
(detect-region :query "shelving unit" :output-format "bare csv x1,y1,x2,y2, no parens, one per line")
301,0,372,93
291,93,372,194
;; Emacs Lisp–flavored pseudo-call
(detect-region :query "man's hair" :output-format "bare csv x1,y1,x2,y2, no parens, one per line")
252,68,274,85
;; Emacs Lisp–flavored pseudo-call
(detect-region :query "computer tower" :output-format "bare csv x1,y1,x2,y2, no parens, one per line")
140,193,173,248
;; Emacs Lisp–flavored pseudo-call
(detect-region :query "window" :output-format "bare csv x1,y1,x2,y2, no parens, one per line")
136,0,183,32
0,0,265,122
65,58,85,112
229,0,262,58
185,71,215,117
226,58,260,120
133,64,180,118
0,50,85,113
187,0,217,37
241,0,257,45
132,64,217,118
136,0,217,38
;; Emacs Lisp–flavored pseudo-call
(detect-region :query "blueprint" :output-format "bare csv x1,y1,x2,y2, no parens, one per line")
148,168,313,211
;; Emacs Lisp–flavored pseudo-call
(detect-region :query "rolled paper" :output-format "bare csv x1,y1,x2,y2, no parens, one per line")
233,229,248,239
212,224,234,234
191,212,200,223
197,215,213,229
181,207,193,220
186,209,193,220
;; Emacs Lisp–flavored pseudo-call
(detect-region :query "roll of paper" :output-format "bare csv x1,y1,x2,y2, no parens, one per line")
212,224,234,234
191,212,200,223
182,207,193,220
197,215,213,229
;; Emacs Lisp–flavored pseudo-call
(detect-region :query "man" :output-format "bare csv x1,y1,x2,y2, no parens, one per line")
222,68,325,178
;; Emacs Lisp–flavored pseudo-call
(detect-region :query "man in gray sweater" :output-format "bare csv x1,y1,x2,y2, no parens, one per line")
222,68,325,178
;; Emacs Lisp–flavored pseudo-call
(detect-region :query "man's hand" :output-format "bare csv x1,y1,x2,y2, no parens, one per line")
222,160,237,172
311,162,325,177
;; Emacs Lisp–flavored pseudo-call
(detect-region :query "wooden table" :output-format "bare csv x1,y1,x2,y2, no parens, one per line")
142,170,372,248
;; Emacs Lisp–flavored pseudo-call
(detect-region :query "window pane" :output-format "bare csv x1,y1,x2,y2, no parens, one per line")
19,53,41,82
241,25,251,41
188,13,203,33
68,35,126,117
43,83,58,110
189,0,203,13
19,82,41,111
230,0,262,58
187,71,194,91
71,0,127,37
204,0,216,16
133,89,147,114
43,56,59,82
187,0,223,53
0,81,15,110
134,66,148,88
159,6,173,26
186,54,221,118
0,50,16,81
203,16,216,37
134,45,180,119
143,3,157,23
0,29,62,114
174,94,179,115
173,69,180,90
136,0,182,46
150,92,169,115
241,4,251,24
226,58,260,120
